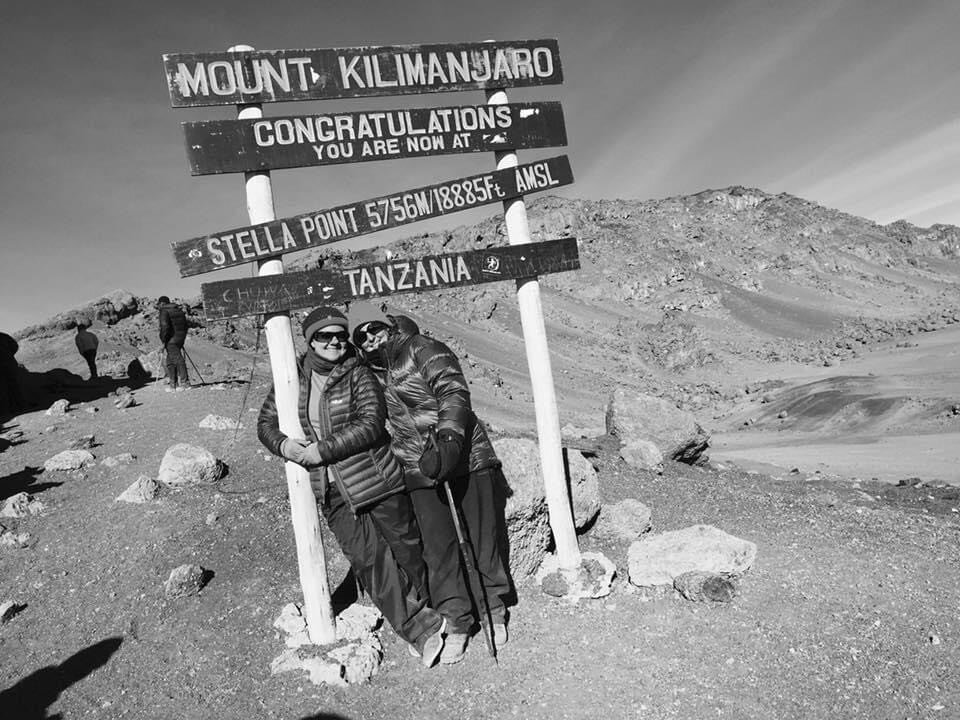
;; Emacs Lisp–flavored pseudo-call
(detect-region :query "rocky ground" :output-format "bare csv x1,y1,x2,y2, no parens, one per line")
0,355,958,719
1,188,959,718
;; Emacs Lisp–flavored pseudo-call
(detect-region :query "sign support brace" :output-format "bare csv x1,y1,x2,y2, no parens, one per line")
232,45,337,645
486,87,582,572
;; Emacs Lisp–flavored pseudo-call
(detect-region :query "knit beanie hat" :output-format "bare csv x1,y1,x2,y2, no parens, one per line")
347,301,392,338
302,306,348,340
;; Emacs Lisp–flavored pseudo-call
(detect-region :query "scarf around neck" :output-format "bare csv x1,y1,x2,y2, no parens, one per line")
304,344,353,375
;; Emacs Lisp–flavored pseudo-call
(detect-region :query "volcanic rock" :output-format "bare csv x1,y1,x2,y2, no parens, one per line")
43,449,95,471
493,438,601,577
627,524,757,588
592,498,653,542
606,390,710,464
164,564,207,598
158,444,223,486
116,475,160,503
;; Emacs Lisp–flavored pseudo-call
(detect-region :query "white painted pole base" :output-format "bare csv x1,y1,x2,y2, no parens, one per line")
487,89,582,572
232,45,336,644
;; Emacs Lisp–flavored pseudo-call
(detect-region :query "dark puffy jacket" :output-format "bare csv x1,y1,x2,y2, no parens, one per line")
257,354,404,513
379,315,499,488
158,303,188,345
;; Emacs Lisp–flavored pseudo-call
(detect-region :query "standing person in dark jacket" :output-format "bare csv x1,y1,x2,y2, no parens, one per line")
257,306,446,666
74,321,99,380
348,301,512,665
157,296,189,391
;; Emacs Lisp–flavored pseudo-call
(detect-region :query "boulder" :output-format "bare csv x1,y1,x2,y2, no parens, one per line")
102,453,136,468
605,390,710,464
114,392,136,409
673,571,739,602
628,524,757,588
493,438,602,577
164,564,207,598
44,449,95,471
0,600,23,623
116,475,160,503
0,530,30,549
0,493,45,518
138,349,166,380
199,414,243,431
45,399,70,416
68,434,95,450
158,444,223,486
493,438,549,578
127,357,152,383
592,498,652,542
619,439,664,473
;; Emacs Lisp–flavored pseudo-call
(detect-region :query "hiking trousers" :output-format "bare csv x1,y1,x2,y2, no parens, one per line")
321,485,442,646
164,342,189,387
81,349,98,379
409,466,510,635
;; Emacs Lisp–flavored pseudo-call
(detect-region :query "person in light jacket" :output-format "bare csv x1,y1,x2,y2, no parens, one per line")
257,306,445,666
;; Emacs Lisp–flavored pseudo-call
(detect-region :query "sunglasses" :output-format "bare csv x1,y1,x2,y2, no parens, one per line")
353,322,389,344
312,330,349,344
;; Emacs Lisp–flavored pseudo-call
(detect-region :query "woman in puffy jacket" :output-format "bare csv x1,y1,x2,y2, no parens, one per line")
257,306,445,666
348,301,512,665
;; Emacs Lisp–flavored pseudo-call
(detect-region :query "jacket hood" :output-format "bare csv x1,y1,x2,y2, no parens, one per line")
376,314,419,367
388,314,420,339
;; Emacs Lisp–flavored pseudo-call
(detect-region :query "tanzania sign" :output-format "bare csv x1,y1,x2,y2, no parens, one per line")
201,237,580,320
172,155,573,277
183,102,566,175
164,39,562,107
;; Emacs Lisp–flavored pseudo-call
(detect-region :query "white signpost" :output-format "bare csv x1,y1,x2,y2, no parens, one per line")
164,38,583,645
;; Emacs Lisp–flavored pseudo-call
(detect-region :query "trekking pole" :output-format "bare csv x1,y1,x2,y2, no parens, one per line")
442,480,498,664
181,347,207,385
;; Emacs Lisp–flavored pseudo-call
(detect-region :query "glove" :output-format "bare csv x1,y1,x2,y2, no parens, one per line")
300,442,325,468
419,429,463,480
280,438,309,464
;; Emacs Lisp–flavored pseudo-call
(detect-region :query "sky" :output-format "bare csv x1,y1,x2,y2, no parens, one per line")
3,0,960,332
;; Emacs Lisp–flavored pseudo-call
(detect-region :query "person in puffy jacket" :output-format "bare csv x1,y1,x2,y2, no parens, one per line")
257,306,445,667
348,301,512,665
157,296,190,390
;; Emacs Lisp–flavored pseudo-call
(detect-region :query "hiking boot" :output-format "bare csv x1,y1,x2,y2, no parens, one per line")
407,618,447,667
417,618,445,668
493,623,508,648
439,631,469,665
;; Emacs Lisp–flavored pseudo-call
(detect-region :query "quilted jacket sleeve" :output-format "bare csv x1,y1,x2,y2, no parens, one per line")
313,365,389,463
256,385,287,456
414,337,471,438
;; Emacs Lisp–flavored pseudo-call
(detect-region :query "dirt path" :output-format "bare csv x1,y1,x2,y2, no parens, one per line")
1,380,959,719
711,430,960,484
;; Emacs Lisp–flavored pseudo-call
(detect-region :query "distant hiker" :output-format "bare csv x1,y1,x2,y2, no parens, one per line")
157,296,189,391
257,306,446,667
73,322,99,380
349,301,512,664
0,332,25,420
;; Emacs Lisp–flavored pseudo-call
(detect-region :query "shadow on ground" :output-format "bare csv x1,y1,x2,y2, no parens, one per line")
0,465,58,502
0,637,123,720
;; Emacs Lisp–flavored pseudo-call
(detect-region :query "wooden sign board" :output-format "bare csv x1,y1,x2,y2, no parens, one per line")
172,155,573,277
164,39,562,107
201,237,580,320
184,102,567,175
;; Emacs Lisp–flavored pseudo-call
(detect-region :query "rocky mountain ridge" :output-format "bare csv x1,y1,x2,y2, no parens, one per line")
10,186,960,434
